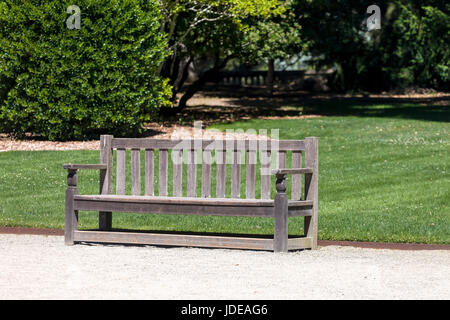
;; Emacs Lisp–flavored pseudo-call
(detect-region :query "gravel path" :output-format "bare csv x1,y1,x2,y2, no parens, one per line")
1,234,449,300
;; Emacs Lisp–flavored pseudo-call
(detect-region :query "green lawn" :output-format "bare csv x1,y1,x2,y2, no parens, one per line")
0,101,449,244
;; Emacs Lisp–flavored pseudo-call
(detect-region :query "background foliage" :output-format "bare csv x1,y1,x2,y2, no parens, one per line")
0,0,170,140
295,0,450,92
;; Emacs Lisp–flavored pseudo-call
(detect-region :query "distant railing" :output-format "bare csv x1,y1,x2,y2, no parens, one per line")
216,70,306,86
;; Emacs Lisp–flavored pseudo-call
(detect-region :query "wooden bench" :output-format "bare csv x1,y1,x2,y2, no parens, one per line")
63,135,318,252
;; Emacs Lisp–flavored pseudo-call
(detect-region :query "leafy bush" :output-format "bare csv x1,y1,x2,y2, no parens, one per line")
388,4,450,89
0,0,170,140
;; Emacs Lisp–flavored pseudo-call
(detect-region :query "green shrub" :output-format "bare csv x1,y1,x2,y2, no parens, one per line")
0,0,170,140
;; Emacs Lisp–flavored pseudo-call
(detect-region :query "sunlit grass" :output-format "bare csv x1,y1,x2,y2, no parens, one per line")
0,102,449,243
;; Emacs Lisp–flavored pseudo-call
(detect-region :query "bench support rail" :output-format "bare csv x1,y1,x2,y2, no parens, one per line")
73,230,312,251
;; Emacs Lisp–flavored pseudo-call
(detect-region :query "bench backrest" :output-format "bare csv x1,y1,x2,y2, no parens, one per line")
99,135,317,200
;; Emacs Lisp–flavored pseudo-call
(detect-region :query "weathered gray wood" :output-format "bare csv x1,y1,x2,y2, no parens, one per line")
260,150,271,199
246,149,256,199
64,136,317,252
288,200,314,207
73,230,275,251
99,135,113,230
63,164,107,170
74,197,274,217
288,209,314,217
187,149,197,197
131,148,141,196
291,151,302,201
216,150,226,198
278,150,287,169
116,148,126,195
304,137,319,249
201,149,212,197
75,194,276,206
159,149,168,196
100,135,113,194
172,149,183,197
287,237,312,250
231,149,241,198
112,138,305,151
144,149,154,196
274,173,288,253
65,170,78,245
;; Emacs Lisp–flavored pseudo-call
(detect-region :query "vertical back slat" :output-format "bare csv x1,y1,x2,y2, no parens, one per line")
304,137,319,249
144,149,154,196
216,149,226,198
99,135,113,230
201,149,212,197
291,151,302,200
131,149,141,196
100,135,113,195
173,149,183,197
278,150,287,169
187,149,197,197
246,150,256,199
231,149,241,198
260,150,271,199
159,149,168,196
278,150,287,198
116,148,126,195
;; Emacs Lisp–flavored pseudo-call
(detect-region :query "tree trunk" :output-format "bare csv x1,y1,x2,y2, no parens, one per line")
175,57,193,94
160,55,232,116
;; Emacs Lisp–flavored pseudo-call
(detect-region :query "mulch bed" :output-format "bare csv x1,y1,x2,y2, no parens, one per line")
1,226,448,251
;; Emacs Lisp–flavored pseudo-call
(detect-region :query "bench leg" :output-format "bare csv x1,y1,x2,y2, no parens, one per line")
65,186,78,246
304,215,317,250
274,174,288,253
99,212,112,231
304,137,319,250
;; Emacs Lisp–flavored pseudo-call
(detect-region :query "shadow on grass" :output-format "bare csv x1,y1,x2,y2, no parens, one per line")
178,93,450,125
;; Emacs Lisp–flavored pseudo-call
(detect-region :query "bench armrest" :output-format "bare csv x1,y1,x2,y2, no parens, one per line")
63,164,107,188
271,168,313,175
63,164,107,170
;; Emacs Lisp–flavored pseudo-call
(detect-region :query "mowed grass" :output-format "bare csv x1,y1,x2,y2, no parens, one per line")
0,101,449,244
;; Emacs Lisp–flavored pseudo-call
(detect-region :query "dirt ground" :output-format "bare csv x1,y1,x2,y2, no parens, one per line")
0,234,449,300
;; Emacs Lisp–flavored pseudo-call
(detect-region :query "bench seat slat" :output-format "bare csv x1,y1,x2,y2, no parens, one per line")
74,195,313,207
74,194,275,206
73,195,313,218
